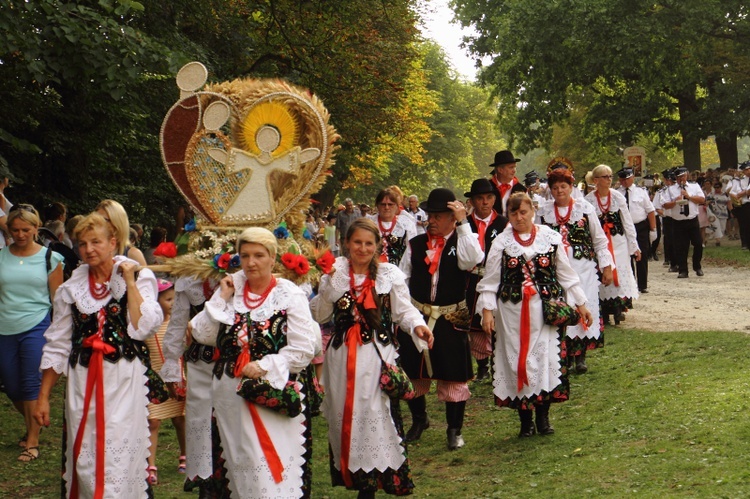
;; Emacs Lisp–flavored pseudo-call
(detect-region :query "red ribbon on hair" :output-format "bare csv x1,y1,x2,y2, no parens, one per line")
517,285,536,392
70,309,115,499
246,401,285,483
423,235,446,275
602,222,620,287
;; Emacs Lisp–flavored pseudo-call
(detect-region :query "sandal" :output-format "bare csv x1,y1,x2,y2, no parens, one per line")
178,455,187,474
18,446,40,462
147,465,158,485
18,433,28,448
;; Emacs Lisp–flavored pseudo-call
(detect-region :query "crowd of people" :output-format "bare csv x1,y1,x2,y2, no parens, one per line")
1,151,747,498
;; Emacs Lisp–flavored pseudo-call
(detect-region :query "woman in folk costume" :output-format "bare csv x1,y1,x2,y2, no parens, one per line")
190,227,320,498
369,187,417,266
310,218,433,498
477,193,592,437
539,168,614,373
584,164,640,324
35,213,164,498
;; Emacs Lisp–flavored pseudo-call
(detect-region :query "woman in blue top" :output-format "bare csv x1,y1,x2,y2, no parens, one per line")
0,204,64,462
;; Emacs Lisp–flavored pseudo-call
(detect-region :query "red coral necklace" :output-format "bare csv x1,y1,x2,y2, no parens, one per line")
243,276,277,309
88,270,110,300
513,225,537,247
596,190,612,213
555,199,574,225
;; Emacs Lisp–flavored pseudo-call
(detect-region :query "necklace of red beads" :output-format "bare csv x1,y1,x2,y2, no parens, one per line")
243,276,277,309
88,270,110,300
596,190,612,214
513,225,537,247
555,199,574,226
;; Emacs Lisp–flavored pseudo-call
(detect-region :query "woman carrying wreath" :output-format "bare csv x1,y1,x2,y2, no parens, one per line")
190,227,320,498
35,213,163,497
310,218,432,498
584,165,640,324
477,193,592,438
538,168,614,373
369,187,417,266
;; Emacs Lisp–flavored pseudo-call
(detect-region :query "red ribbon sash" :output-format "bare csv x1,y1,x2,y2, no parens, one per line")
340,323,363,487
602,222,620,287
71,309,115,499
246,401,285,483
517,285,537,392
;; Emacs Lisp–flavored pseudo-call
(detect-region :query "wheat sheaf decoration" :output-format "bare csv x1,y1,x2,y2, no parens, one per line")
157,62,339,285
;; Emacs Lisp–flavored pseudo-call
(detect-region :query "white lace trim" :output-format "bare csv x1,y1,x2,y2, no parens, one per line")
40,356,67,375
585,190,627,216
493,225,562,258
230,273,303,321
60,256,134,314
328,257,405,296
175,276,213,306
539,198,594,225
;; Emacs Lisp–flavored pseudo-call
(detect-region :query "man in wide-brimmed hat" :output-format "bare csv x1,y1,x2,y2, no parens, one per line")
463,179,508,382
488,150,526,216
616,167,657,292
398,187,483,451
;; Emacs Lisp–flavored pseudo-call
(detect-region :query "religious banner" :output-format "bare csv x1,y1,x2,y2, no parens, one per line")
623,146,646,177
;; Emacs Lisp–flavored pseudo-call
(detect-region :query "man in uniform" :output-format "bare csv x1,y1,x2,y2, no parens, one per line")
727,161,750,250
661,167,705,278
489,150,526,216
398,188,484,450
464,179,508,381
617,167,657,292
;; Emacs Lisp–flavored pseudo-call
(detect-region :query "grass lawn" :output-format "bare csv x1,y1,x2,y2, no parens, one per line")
2,327,750,498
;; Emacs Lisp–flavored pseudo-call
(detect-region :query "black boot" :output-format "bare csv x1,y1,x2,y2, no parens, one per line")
518,408,535,437
575,349,588,374
475,358,490,381
445,401,466,450
357,489,376,499
535,403,555,435
405,396,429,443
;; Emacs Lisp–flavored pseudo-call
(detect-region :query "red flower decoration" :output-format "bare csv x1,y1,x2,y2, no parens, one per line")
507,257,519,268
316,250,335,274
153,242,177,258
217,252,232,270
294,255,310,275
281,253,297,270
538,256,550,267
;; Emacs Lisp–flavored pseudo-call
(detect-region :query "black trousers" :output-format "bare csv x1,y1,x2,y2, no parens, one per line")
736,203,750,249
672,217,702,273
632,220,650,291
662,216,674,265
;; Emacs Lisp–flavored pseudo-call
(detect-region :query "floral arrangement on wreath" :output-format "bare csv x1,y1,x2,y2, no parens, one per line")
151,61,339,286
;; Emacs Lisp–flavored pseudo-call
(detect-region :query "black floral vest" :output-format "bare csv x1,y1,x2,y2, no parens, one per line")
598,210,625,237
185,301,217,364
329,291,394,350
498,247,565,304
69,295,167,402
383,233,408,266
214,310,288,380
542,214,597,262
408,232,467,306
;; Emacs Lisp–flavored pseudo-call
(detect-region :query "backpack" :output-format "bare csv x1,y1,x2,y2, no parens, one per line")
39,227,80,281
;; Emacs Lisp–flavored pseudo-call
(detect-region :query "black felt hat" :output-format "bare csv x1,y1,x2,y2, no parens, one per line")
489,150,520,168
420,188,456,213
463,178,495,198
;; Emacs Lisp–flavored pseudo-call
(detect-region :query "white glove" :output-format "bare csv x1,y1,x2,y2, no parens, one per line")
649,229,658,243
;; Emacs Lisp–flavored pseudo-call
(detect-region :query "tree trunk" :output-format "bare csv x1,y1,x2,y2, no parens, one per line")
715,133,738,169
677,94,701,171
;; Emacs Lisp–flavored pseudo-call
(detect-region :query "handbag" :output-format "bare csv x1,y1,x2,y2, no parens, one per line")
236,376,304,418
527,262,580,328
373,342,415,400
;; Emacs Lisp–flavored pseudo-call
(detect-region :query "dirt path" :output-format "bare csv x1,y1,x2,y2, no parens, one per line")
622,257,749,333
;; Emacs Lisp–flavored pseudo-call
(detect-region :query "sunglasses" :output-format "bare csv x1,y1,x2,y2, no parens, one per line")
596,175,613,179
9,203,36,214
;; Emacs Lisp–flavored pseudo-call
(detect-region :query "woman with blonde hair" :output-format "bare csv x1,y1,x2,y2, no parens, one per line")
95,199,147,265
191,227,320,498
0,204,64,462
584,165,640,324
35,212,163,497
